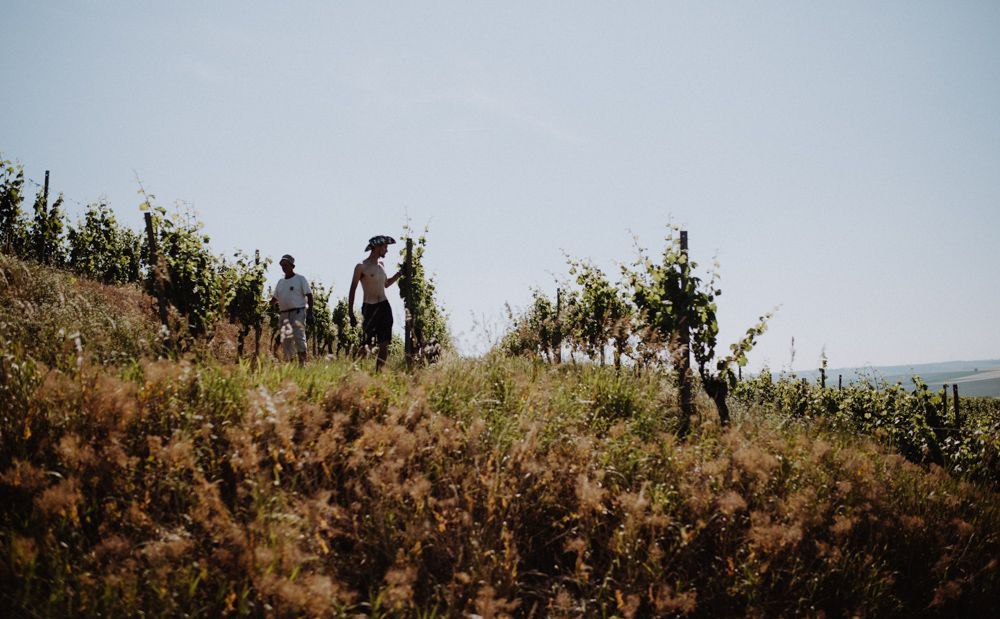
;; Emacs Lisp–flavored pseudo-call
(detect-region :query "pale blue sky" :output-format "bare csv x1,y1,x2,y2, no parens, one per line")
3,1,998,370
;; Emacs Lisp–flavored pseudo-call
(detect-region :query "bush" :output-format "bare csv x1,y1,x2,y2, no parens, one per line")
66,202,142,285
142,205,228,341
734,372,1000,486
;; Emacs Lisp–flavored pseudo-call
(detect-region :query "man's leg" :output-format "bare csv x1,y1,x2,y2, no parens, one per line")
375,303,392,372
375,340,388,372
294,310,308,367
280,317,296,362
358,306,372,362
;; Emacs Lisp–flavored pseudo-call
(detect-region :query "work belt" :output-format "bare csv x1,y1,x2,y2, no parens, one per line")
279,307,305,314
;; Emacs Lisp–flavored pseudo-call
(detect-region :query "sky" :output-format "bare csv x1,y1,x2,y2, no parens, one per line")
3,1,999,371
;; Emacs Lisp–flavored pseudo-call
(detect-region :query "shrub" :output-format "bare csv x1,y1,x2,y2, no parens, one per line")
66,202,142,285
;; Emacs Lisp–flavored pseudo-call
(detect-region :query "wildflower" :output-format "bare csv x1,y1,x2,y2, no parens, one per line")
575,473,606,515
565,537,591,579
140,528,193,565
748,511,803,553
717,490,747,515
811,439,832,462
650,583,697,615
0,460,47,492
951,518,974,538
93,535,131,564
11,536,37,572
899,514,925,532
829,513,857,538
615,589,641,618
383,556,417,610
732,445,778,483
473,585,520,619
930,580,963,607
57,433,96,469
34,478,82,524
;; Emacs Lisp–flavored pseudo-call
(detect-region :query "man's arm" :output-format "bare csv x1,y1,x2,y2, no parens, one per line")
386,270,402,288
348,264,363,325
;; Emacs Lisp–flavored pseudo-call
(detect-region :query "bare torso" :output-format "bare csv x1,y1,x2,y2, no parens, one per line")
357,259,388,304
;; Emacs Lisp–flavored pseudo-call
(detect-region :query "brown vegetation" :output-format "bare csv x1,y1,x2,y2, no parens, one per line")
1,255,999,617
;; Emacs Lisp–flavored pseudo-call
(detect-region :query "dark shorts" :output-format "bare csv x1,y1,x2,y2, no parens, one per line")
361,300,393,345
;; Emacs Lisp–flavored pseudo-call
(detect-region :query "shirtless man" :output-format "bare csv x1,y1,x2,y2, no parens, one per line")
349,235,401,372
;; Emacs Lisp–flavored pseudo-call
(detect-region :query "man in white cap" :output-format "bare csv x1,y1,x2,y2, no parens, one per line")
349,235,400,372
270,254,313,366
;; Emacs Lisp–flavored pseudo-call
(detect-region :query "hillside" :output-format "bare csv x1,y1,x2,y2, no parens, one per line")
1,257,999,617
0,253,246,367
0,252,160,365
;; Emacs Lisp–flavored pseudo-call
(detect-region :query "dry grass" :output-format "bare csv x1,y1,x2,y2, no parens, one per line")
1,352,998,617
1,256,999,616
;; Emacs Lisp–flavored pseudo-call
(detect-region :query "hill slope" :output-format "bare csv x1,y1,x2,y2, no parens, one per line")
1,257,999,617
0,252,160,365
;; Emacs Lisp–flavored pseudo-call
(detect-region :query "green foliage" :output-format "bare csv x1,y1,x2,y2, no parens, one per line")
0,156,27,256
624,226,714,368
566,257,633,367
502,259,633,367
308,280,335,355
734,371,1000,485
624,226,773,426
331,297,362,356
26,190,66,266
222,250,270,358
398,224,452,361
66,202,142,285
500,287,569,362
143,203,228,340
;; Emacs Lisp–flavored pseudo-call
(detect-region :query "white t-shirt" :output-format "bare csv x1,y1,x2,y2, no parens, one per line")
273,274,311,311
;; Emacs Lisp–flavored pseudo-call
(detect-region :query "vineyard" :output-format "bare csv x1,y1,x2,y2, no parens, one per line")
2,153,1000,616
1,156,450,365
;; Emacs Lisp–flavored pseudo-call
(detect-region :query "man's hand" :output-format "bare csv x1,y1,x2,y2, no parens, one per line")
349,312,357,327
306,308,315,327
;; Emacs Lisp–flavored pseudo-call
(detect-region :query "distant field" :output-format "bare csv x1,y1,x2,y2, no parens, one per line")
880,370,1000,398
789,361,1000,398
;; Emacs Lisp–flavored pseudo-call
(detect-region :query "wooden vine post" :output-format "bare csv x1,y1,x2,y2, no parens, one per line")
677,230,694,434
403,237,414,368
254,250,262,361
953,384,960,428
143,212,171,349
555,287,563,364
41,171,50,264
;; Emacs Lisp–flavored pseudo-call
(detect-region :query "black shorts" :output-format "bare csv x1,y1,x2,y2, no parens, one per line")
361,300,393,345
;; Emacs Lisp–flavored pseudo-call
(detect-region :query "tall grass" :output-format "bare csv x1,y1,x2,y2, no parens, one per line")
2,255,999,616
2,349,998,617
0,253,159,366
